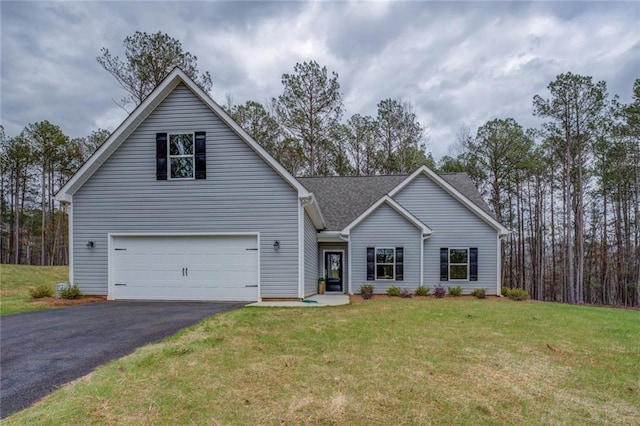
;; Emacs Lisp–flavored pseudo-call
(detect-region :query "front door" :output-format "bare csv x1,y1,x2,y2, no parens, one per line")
325,252,343,292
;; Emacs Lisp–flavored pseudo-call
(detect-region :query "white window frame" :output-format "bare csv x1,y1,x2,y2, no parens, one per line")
168,132,195,180
375,247,396,281
449,247,469,281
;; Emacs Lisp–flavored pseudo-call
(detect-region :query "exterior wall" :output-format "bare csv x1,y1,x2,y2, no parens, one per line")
72,83,300,297
303,211,318,297
350,203,422,294
393,174,499,294
318,241,348,293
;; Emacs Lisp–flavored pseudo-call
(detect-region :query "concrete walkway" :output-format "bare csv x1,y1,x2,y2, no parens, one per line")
248,294,350,307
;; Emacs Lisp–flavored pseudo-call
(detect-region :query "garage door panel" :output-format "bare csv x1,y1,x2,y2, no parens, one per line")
111,235,259,301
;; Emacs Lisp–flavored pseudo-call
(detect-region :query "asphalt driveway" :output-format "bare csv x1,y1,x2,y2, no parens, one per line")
0,301,245,418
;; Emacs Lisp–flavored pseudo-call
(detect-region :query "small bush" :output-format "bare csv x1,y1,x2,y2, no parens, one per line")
29,284,54,299
415,284,430,296
434,284,446,298
59,284,83,300
471,288,486,299
507,288,530,301
400,288,412,298
501,286,511,297
386,286,402,297
448,286,463,297
360,283,374,300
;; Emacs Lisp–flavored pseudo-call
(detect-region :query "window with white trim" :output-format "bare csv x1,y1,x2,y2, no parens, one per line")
449,248,469,280
169,133,194,179
375,247,395,280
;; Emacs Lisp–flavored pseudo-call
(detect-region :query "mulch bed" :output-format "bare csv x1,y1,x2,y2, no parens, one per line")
30,295,108,307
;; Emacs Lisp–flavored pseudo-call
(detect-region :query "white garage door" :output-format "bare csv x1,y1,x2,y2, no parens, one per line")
110,235,259,301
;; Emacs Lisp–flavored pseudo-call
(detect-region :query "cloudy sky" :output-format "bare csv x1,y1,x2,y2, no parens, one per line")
1,1,638,160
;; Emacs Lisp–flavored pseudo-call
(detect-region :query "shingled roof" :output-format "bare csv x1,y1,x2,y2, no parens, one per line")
297,173,493,231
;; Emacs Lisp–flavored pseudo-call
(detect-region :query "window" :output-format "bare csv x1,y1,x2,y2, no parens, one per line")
156,132,206,181
376,248,395,280
440,247,477,281
367,247,404,281
449,248,468,280
169,133,194,179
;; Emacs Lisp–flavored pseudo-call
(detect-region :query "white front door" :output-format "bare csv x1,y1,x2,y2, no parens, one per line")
110,235,259,301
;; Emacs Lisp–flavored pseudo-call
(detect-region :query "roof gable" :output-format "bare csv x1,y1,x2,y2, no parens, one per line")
56,68,312,204
388,166,509,235
341,195,432,236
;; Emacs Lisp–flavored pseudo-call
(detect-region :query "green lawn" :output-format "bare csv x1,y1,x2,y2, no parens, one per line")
0,264,69,315
3,298,639,425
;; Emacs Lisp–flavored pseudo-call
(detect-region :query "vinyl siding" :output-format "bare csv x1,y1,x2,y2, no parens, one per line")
303,211,318,297
318,242,348,293
393,174,499,294
72,83,299,297
350,203,422,294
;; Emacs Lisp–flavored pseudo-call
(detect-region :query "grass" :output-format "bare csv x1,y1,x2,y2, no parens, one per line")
0,264,69,315
3,298,639,425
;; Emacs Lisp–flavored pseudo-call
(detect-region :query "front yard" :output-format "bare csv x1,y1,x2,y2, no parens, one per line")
3,297,639,425
0,264,69,315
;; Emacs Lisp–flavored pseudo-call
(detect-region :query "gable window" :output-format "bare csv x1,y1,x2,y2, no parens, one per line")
156,132,206,180
440,247,478,281
367,247,404,281
169,133,194,179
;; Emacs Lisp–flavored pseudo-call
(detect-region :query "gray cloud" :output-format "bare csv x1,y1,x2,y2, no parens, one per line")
1,1,638,162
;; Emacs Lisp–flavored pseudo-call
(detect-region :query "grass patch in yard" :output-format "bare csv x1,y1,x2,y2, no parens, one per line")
0,264,69,315
3,299,640,425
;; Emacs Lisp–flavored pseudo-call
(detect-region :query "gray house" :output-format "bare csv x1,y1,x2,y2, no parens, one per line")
56,68,509,301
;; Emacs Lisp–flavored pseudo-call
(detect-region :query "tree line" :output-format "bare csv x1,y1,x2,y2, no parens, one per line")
1,31,637,306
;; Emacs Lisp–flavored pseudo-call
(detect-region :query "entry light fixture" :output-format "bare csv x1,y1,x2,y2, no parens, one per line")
86,241,95,249
273,240,280,251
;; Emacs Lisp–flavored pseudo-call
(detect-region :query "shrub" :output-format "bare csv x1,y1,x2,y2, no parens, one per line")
507,288,530,301
434,284,446,298
386,286,402,297
360,283,374,300
501,286,511,297
448,286,463,296
400,288,412,298
471,288,486,299
29,284,54,299
59,284,83,300
415,284,430,296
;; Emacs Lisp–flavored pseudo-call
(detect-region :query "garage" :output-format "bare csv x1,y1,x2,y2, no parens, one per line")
109,234,259,301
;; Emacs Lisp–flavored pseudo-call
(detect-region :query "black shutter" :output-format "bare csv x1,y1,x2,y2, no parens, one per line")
440,248,449,281
194,131,206,179
395,247,404,281
469,248,478,281
366,247,375,281
156,133,167,180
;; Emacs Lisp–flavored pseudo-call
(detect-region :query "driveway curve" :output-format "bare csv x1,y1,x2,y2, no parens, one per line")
0,301,244,418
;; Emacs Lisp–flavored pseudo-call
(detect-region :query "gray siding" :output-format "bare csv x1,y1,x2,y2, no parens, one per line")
72,83,300,297
318,242,348,293
393,174,499,294
350,203,422,294
303,211,318,297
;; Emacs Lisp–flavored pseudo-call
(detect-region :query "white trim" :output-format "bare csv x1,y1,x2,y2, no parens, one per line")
321,249,346,293
347,239,353,294
107,232,260,301
374,247,396,281
55,68,312,202
497,233,502,295
68,201,74,285
341,195,432,237
298,201,305,299
420,236,425,287
387,166,509,236
317,231,349,243
448,247,470,281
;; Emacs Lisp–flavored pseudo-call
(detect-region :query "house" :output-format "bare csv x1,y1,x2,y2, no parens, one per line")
55,68,509,301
